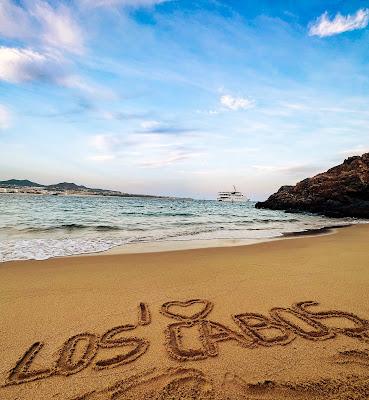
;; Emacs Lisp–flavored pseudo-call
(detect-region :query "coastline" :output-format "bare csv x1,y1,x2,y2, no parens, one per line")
0,222,355,263
67,223,353,258
1,224,369,399
1,193,363,263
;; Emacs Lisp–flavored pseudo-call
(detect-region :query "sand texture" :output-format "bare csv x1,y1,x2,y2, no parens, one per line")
1,225,369,399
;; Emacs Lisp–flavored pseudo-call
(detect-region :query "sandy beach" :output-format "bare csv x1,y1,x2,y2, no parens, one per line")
1,224,369,399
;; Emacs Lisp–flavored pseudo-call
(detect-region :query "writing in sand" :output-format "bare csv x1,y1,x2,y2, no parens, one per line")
5,300,369,386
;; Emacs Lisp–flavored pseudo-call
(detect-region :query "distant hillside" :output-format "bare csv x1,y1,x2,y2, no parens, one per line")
0,178,176,199
0,179,43,187
0,179,115,192
47,182,90,191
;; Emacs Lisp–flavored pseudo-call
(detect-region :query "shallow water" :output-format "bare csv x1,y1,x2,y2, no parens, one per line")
0,194,362,262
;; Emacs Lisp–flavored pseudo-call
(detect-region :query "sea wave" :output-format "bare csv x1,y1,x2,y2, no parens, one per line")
0,194,363,262
115,211,197,217
0,238,128,262
1,224,124,233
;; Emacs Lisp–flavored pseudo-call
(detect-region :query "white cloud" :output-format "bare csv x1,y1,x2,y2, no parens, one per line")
140,151,195,168
0,47,58,83
0,105,11,129
309,9,369,37
87,132,202,168
0,46,110,97
139,120,196,135
220,94,255,111
0,0,32,40
80,0,168,8
59,75,116,99
252,164,320,176
0,0,84,54
31,1,84,55
88,134,122,152
140,120,160,129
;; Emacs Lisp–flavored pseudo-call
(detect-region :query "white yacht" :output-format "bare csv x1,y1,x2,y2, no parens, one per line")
217,186,249,202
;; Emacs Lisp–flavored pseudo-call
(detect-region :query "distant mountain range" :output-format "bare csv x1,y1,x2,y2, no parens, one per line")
47,182,93,191
1,179,43,187
0,179,169,198
0,179,114,191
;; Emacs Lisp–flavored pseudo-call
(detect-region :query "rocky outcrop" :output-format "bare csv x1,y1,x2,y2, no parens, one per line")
255,153,369,218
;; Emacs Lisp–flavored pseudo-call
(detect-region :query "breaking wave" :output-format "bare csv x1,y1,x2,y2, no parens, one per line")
0,195,362,262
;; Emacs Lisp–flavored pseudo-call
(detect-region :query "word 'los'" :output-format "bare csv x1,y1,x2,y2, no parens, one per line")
5,303,151,386
5,300,369,387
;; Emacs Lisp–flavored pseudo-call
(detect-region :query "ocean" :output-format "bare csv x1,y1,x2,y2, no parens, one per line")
0,194,363,262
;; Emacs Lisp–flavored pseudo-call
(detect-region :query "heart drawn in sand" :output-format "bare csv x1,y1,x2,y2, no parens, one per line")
160,299,213,321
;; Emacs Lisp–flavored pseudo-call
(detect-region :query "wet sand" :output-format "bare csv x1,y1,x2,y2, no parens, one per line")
0,224,369,399
92,225,342,255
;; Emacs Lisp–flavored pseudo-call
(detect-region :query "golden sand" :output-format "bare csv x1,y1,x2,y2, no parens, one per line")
1,224,369,399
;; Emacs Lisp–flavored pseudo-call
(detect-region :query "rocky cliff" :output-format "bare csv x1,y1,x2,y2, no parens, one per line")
255,153,369,218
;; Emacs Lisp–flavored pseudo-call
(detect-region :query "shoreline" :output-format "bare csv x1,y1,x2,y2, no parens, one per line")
0,191,191,200
0,223,355,263
91,224,348,257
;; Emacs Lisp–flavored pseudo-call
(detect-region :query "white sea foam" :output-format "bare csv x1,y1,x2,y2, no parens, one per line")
0,238,128,262
0,194,363,262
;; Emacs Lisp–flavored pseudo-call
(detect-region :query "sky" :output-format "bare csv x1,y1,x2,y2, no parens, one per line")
0,0,369,199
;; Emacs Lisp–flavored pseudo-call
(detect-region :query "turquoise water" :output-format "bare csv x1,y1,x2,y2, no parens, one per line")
0,194,360,262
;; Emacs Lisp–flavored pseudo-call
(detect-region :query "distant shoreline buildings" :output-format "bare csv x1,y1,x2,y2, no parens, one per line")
0,179,190,200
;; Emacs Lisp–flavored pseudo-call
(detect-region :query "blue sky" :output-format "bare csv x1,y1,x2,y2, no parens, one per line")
0,0,369,199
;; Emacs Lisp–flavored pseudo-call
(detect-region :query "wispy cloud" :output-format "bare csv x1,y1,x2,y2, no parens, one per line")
0,3,116,99
0,105,11,129
252,163,321,176
31,1,85,55
88,134,124,152
0,0,32,40
139,121,198,135
0,46,63,83
309,8,369,37
0,1,124,102
87,131,203,168
79,0,168,9
220,94,255,111
0,0,84,54
60,75,116,99
101,110,150,121
0,46,112,98
140,120,160,130
139,151,194,168
87,135,124,162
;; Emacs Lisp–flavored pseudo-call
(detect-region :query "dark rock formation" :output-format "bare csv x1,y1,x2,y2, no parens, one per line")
255,153,369,218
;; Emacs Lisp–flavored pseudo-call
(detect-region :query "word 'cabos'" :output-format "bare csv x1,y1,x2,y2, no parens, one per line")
5,300,369,386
